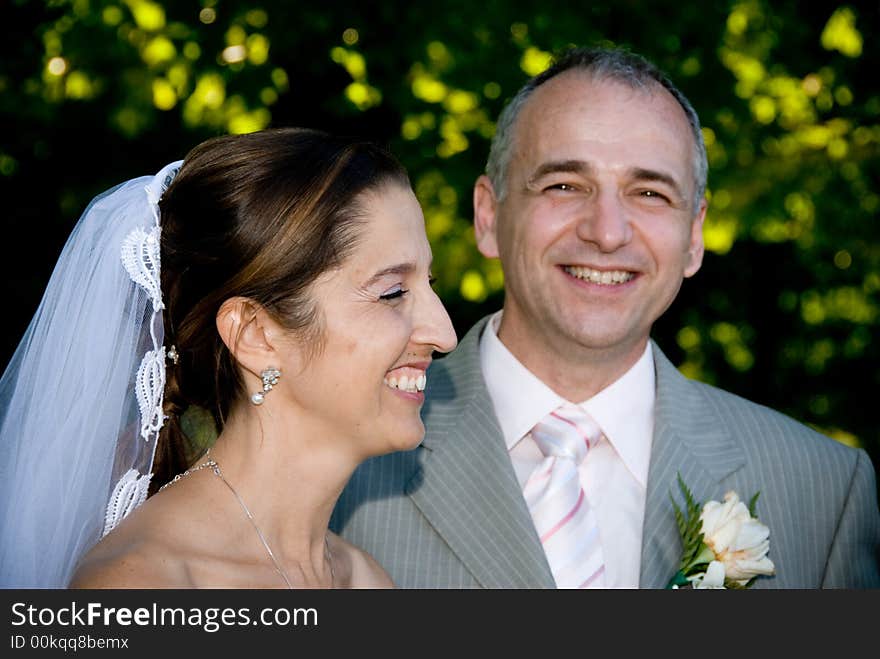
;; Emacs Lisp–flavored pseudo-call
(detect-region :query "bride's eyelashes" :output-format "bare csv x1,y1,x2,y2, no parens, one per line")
379,275,436,302
379,285,408,302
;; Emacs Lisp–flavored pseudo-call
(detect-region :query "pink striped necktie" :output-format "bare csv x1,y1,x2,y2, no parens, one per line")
523,402,605,588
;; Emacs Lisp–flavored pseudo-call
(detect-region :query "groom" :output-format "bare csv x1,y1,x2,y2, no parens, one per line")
332,46,880,587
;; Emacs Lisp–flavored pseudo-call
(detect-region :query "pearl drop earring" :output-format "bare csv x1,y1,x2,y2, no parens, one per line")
251,366,281,405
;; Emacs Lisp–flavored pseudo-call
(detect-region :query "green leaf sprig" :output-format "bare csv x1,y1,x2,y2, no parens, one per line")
667,474,715,588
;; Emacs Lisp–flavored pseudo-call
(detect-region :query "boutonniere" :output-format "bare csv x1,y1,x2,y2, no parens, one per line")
667,475,775,589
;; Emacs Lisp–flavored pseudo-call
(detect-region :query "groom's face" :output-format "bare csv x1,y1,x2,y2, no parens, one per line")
477,71,706,371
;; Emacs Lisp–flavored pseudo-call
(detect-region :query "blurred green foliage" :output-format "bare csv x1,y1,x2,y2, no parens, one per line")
1,0,878,473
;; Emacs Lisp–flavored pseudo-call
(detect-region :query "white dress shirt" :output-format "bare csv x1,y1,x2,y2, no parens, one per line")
479,311,655,588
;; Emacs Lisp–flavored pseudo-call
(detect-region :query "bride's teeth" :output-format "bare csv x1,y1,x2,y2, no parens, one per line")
385,371,427,393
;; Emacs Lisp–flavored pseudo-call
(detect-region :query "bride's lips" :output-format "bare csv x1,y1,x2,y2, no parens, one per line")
384,361,430,401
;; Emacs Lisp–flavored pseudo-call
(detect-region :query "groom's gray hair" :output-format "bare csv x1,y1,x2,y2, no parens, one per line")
485,46,708,211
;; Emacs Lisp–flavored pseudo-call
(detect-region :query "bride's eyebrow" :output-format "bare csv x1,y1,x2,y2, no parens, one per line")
362,263,416,287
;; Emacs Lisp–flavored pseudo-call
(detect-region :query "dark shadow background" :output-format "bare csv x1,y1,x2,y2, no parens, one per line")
1,0,878,481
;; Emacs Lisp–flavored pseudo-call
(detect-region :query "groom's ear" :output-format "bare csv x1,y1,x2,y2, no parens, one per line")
683,197,707,279
473,175,500,259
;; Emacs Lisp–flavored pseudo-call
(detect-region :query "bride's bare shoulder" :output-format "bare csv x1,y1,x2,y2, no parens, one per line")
68,540,187,589
68,492,196,589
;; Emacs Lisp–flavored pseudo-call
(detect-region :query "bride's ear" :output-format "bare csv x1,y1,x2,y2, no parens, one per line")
216,297,288,379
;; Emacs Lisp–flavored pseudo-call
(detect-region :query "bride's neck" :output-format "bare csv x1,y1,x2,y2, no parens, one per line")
205,406,357,556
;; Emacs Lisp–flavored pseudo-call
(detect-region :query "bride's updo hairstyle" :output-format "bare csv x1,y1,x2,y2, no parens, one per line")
155,127,409,492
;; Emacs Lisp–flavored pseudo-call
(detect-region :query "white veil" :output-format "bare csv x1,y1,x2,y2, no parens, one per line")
0,161,183,587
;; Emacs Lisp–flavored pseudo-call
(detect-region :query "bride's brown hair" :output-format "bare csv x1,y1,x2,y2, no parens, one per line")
153,128,409,493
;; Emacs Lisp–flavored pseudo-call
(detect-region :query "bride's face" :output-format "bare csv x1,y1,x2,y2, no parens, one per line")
275,183,457,458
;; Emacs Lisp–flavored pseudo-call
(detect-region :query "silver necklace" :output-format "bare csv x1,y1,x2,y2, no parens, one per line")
160,449,334,589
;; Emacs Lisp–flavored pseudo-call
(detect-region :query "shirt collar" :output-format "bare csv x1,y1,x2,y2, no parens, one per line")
581,341,654,487
479,311,655,487
480,312,565,450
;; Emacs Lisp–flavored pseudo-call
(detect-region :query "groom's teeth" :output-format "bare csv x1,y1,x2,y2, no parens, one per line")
384,372,427,393
565,266,634,285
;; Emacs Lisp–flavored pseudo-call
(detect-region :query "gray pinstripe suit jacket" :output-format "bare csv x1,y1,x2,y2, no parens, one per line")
332,316,880,588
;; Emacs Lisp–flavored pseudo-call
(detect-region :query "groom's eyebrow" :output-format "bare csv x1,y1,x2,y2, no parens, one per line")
628,166,686,200
527,159,592,184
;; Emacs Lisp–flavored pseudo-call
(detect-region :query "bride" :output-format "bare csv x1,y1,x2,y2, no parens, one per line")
0,128,456,588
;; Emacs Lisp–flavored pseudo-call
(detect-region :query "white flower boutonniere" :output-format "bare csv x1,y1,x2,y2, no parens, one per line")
667,475,775,589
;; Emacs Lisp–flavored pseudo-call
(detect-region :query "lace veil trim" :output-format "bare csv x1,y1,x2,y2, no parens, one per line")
103,160,182,536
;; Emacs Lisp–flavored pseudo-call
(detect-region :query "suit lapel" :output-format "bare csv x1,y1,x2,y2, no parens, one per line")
406,325,748,588
639,343,747,588
406,317,555,588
